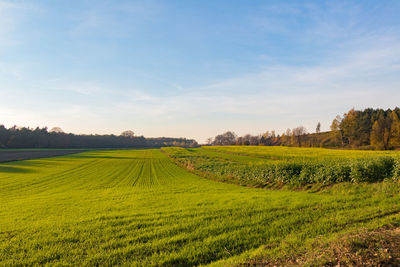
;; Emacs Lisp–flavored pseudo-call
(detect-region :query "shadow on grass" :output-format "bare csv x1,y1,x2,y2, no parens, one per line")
68,154,142,160
70,155,133,159
0,166,36,173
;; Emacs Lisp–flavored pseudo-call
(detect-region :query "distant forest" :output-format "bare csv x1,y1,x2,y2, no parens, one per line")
0,126,198,149
209,107,400,150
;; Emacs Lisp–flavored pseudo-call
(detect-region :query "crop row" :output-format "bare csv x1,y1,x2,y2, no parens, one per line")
163,148,400,186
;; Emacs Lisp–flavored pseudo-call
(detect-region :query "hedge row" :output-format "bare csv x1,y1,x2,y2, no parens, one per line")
164,148,400,186
178,156,400,186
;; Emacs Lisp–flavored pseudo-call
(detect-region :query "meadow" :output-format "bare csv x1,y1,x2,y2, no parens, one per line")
1,148,400,265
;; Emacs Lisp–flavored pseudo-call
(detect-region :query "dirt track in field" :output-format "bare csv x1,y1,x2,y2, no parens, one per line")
0,150,85,163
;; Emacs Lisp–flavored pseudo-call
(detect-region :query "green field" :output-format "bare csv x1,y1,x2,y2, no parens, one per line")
1,148,400,265
164,146,400,187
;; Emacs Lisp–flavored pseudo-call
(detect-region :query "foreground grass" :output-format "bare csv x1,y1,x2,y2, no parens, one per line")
1,149,400,265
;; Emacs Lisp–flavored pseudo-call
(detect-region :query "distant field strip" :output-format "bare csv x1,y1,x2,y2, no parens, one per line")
1,149,400,266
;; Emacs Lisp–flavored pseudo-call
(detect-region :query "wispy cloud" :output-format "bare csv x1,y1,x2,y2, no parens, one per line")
70,1,164,38
0,0,21,46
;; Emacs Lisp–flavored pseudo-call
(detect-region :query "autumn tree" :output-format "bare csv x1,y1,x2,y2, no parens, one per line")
370,115,391,150
340,109,358,146
390,111,400,148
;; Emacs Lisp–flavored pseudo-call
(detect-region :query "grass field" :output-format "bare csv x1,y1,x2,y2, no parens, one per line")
1,148,400,265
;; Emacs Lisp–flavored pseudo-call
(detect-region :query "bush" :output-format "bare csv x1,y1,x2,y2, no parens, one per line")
274,163,303,184
350,157,395,183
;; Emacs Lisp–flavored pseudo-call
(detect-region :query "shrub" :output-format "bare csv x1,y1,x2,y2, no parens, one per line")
314,161,351,184
350,157,395,183
274,163,303,184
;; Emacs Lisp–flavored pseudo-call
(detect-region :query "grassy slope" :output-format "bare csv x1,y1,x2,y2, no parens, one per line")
1,149,400,266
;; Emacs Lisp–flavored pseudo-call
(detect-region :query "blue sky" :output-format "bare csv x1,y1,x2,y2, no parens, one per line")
1,0,400,142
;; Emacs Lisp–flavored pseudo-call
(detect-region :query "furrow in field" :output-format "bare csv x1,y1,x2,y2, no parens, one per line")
0,159,104,197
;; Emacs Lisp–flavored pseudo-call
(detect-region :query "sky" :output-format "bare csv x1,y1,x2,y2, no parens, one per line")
1,0,400,143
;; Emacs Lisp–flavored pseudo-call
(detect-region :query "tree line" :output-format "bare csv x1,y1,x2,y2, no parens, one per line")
208,107,400,150
0,125,198,149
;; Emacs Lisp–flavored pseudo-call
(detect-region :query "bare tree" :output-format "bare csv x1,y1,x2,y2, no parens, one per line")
120,130,135,138
236,136,244,145
50,127,64,133
292,126,307,147
250,135,260,145
221,131,236,145
213,131,237,145
242,134,251,145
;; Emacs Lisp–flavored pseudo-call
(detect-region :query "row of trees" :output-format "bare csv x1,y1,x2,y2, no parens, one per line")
208,126,308,147
208,107,400,150
0,125,198,148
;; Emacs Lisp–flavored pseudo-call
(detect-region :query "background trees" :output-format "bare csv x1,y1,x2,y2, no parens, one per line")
3,108,400,150
390,111,400,148
0,125,197,148
208,107,400,150
213,131,237,145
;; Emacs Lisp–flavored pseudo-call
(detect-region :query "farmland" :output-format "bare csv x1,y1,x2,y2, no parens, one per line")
163,146,400,187
1,148,400,265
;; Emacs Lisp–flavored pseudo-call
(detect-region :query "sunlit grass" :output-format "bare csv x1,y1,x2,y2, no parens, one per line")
1,149,400,265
